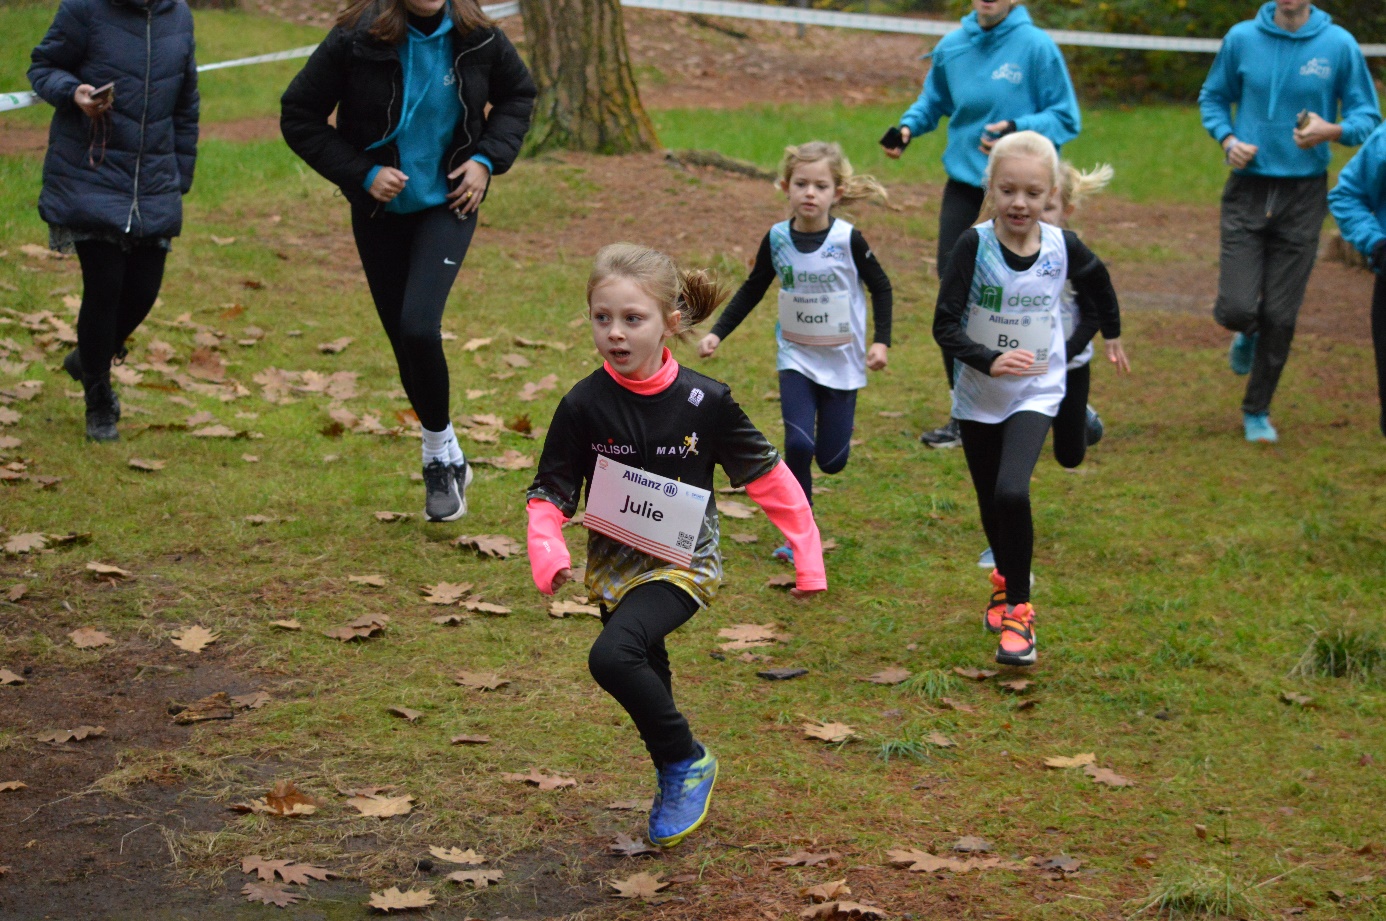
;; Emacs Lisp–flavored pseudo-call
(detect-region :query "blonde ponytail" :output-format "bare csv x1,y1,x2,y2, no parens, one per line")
1060,162,1114,211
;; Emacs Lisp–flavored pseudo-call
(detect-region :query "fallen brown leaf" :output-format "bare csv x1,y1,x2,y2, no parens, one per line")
517,373,559,402
953,836,993,853
3,533,47,554
367,887,435,912
270,619,301,631
86,561,131,578
5,584,25,602
454,671,508,691
803,720,855,743
0,781,27,792
0,668,25,685
347,793,414,818
802,879,851,902
447,868,503,888
766,573,797,589
461,337,492,352
1280,690,1314,707
454,534,519,559
173,691,237,724
317,337,353,354
605,799,649,811
549,598,600,618
348,574,386,587
374,511,413,523
429,846,486,865
388,706,422,723
171,625,218,654
1044,753,1096,769
68,627,113,649
717,623,791,650
241,855,336,885
500,769,575,791
800,901,886,919
501,352,530,368
324,614,389,641
128,457,166,472
1084,763,1135,787
422,581,473,605
190,424,242,438
231,691,271,710
461,595,511,615
242,882,304,908
862,667,910,685
939,697,975,713
926,731,957,748
431,613,471,626
772,851,841,869
953,667,998,681
470,449,533,471
35,725,105,744
609,871,669,900
450,734,491,745
608,832,658,857
719,499,757,519
999,679,1033,692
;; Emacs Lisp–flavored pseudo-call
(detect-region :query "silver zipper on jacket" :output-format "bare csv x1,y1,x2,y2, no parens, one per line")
445,33,494,177
125,6,153,234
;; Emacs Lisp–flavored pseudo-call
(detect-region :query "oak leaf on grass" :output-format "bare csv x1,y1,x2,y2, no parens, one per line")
719,499,757,519
461,337,492,352
3,533,46,555
861,667,910,685
447,868,503,888
68,627,113,648
232,780,319,817
171,625,218,653
128,457,165,471
605,798,649,811
86,562,131,578
324,614,389,641
422,581,473,604
232,691,271,710
609,871,669,900
800,902,886,919
454,534,519,559
501,768,575,791
454,671,508,691
0,668,25,685
953,667,998,681
999,679,1033,692
172,692,236,724
549,598,600,618
429,847,486,865
766,573,797,589
887,848,1005,874
270,619,301,631
367,887,435,912
939,697,975,713
190,424,243,439
461,595,511,615
1280,690,1314,707
952,836,993,854
771,851,840,869
36,725,105,744
470,449,533,471
1083,763,1134,787
1044,753,1095,769
717,623,790,651
241,855,336,885
317,337,353,354
374,511,413,523
432,613,471,626
347,794,414,818
608,832,658,857
388,706,422,723
450,734,491,745
0,781,27,792
6,584,26,602
801,879,851,902
926,731,957,748
803,720,855,744
348,574,386,587
242,882,304,907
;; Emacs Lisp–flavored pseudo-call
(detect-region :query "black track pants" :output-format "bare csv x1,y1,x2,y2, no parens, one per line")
779,369,856,505
959,411,1053,605
588,581,700,767
73,241,167,381
351,204,477,432
935,179,987,388
1052,363,1091,469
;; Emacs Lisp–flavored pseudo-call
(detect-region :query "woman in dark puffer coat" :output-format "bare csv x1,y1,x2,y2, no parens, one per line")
29,0,199,442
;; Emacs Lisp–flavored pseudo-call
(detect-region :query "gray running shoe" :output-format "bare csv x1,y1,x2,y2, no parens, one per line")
423,460,464,522
84,377,119,442
1085,405,1104,447
919,418,962,449
452,459,474,519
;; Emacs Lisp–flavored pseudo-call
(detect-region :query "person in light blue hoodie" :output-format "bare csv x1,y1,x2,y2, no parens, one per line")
881,0,1080,450
1327,124,1386,437
1199,0,1380,444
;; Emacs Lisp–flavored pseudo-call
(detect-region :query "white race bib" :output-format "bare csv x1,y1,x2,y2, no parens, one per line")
779,289,852,347
584,456,712,568
964,306,1054,375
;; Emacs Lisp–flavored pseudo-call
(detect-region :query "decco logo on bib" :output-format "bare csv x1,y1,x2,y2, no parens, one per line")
980,286,1052,312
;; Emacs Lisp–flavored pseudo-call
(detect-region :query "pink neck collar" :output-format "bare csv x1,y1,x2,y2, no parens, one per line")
604,348,679,395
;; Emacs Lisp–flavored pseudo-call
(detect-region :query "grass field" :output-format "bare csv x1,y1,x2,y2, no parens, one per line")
2,5,1385,920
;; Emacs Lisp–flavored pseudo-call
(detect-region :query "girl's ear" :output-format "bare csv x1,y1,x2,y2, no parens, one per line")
665,309,683,339
1063,203,1077,220
777,179,789,194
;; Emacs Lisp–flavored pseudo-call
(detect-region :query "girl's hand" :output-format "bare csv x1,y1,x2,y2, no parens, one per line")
979,120,1015,154
1105,338,1131,374
73,84,111,119
369,167,409,204
989,349,1034,377
697,333,720,358
882,126,911,159
447,159,490,215
866,342,888,371
550,568,573,593
1293,112,1342,150
1222,136,1259,169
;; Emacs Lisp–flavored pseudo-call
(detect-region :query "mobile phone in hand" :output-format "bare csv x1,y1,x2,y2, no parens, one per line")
1296,109,1311,130
91,82,114,102
880,126,906,150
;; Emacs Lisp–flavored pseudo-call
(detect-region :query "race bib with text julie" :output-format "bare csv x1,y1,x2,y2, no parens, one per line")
584,456,712,568
779,289,852,347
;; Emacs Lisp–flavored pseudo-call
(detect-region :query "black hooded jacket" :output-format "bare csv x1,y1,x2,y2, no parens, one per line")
28,0,199,238
280,6,536,210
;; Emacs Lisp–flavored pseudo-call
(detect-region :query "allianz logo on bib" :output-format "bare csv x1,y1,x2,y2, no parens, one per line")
1300,58,1331,79
992,63,1023,84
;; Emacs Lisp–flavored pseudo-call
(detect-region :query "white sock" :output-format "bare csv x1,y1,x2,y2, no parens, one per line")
448,436,465,466
421,423,456,466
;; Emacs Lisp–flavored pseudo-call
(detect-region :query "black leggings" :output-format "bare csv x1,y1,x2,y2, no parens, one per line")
1052,363,1091,469
959,411,1053,605
936,179,987,387
779,369,856,505
74,241,167,381
588,580,700,767
351,204,477,432
1375,272,1386,438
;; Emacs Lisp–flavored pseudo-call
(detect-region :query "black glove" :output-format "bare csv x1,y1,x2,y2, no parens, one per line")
1371,239,1386,274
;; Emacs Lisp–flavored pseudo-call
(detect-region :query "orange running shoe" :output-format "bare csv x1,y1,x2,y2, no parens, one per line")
996,603,1037,667
984,569,1007,633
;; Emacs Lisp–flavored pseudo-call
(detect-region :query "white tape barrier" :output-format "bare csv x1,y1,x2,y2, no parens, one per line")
4,0,1383,114
627,0,1386,55
0,0,519,113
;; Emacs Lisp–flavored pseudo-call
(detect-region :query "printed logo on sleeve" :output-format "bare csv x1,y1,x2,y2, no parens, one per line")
992,63,1024,84
688,387,704,407
1299,58,1331,79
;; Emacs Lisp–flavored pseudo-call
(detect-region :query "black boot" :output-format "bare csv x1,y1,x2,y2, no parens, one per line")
84,375,120,442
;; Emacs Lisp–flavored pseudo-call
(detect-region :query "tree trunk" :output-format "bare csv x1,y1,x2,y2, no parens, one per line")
519,0,658,155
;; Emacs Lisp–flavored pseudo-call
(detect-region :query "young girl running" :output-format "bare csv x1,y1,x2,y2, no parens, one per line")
528,243,826,848
698,141,892,562
976,161,1130,569
933,132,1119,667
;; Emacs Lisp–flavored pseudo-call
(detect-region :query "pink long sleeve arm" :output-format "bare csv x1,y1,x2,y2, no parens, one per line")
743,461,827,592
526,498,572,595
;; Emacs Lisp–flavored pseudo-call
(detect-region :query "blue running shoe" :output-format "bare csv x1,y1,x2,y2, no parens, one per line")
977,546,994,569
648,744,718,847
772,545,794,564
1085,404,1104,447
1243,411,1278,444
1229,332,1258,376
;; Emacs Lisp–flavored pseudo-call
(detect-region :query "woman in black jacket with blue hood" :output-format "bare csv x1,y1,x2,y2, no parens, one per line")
29,0,199,442
281,0,535,523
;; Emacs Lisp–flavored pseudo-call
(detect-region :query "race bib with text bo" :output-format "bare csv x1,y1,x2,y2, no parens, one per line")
584,456,712,568
965,298,1054,376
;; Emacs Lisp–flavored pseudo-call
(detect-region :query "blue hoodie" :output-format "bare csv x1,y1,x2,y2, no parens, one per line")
363,14,493,214
1199,2,1380,179
1328,124,1386,264
899,6,1080,188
